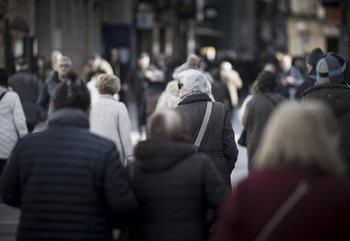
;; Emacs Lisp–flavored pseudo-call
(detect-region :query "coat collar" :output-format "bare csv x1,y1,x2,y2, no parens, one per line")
134,139,195,172
48,108,89,128
178,93,211,105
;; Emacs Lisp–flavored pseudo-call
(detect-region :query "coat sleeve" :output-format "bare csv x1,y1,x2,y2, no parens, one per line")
203,158,230,212
103,147,138,228
0,141,22,207
118,103,134,164
208,192,238,241
223,107,238,172
12,94,28,137
36,82,50,121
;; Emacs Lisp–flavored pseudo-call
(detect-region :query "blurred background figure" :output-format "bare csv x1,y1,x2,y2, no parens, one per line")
126,52,164,136
219,61,243,113
87,69,106,103
302,52,350,176
295,47,324,100
109,48,128,103
126,109,228,241
32,55,50,85
0,68,28,179
175,69,238,186
210,101,350,241
49,50,62,75
90,74,134,166
243,70,285,170
0,79,137,241
37,56,73,122
276,53,304,101
9,57,41,132
92,54,114,75
155,80,180,112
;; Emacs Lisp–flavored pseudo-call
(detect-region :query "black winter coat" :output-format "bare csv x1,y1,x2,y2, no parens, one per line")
0,108,138,241
36,71,60,121
127,139,229,241
176,93,238,185
8,70,40,127
302,84,350,176
243,92,285,169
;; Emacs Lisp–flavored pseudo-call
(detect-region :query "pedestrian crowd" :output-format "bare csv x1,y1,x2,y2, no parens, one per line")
0,47,350,241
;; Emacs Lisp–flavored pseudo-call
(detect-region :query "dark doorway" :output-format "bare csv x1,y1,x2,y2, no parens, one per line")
102,24,131,69
327,37,338,53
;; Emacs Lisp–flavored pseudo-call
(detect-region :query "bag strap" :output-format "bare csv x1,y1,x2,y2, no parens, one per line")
194,101,212,151
254,178,314,241
0,91,8,101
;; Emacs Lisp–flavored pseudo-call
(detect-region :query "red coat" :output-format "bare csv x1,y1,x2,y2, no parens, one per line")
210,168,350,241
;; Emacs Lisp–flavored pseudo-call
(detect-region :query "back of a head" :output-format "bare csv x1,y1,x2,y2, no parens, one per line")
177,69,212,95
0,68,8,87
15,57,28,70
147,109,191,142
96,74,120,95
186,54,199,68
316,52,348,85
257,70,277,93
254,101,344,175
307,48,324,67
51,79,91,112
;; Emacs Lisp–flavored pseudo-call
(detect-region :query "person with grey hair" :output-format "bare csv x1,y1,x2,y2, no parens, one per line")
175,69,238,186
125,109,228,241
37,55,73,122
210,101,350,241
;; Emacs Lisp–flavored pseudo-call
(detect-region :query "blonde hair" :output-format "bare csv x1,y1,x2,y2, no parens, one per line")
254,101,344,175
96,74,121,95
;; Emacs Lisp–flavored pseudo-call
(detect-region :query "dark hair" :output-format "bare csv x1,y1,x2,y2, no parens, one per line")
257,70,277,93
52,79,90,112
0,68,9,87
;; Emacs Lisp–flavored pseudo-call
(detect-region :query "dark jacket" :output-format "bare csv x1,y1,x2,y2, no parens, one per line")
243,92,285,169
128,139,229,241
302,84,350,176
176,93,238,185
8,70,41,128
0,108,138,241
295,75,317,100
210,168,350,241
36,71,60,121
276,65,304,100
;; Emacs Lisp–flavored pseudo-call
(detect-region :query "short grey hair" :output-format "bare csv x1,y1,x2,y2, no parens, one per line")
58,56,72,66
176,69,211,95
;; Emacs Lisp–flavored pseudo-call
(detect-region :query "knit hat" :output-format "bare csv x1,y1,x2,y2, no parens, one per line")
307,48,323,66
0,68,8,87
316,52,347,85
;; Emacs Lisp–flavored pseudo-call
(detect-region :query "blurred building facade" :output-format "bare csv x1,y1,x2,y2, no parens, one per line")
0,0,349,75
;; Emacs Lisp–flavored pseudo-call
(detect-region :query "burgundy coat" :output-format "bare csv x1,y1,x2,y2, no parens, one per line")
210,168,350,241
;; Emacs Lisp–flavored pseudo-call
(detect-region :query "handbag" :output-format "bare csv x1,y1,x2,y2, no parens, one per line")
238,128,247,146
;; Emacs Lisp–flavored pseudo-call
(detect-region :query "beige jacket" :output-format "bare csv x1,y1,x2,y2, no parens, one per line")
90,95,133,165
220,69,243,107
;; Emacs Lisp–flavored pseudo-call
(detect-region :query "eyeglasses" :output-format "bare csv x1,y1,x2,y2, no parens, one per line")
177,82,184,90
59,64,70,68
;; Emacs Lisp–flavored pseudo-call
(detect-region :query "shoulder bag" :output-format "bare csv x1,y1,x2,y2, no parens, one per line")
194,101,212,151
